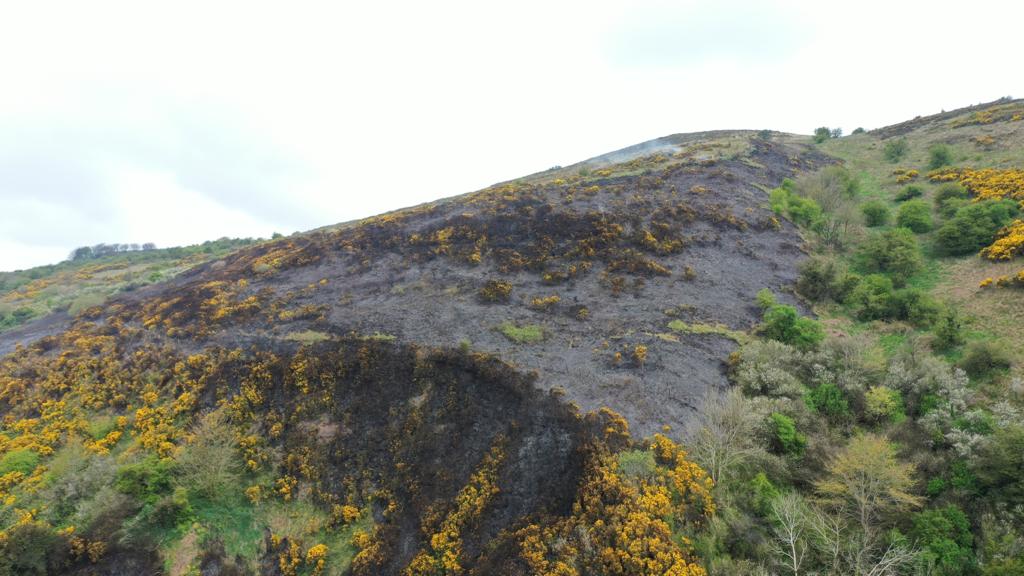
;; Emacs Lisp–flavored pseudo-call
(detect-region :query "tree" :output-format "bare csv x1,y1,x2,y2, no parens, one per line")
770,412,806,456
814,127,833,143
911,506,976,576
769,493,810,576
685,389,766,485
814,434,923,538
176,410,244,501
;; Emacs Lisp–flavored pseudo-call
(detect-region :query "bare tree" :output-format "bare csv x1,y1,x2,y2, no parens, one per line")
685,388,767,485
768,493,810,576
861,542,919,576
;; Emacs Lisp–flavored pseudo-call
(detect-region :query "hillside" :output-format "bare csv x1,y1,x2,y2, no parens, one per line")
0,99,1023,575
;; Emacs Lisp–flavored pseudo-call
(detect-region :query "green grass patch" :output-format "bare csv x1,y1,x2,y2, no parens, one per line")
498,322,545,344
285,330,332,344
666,319,747,343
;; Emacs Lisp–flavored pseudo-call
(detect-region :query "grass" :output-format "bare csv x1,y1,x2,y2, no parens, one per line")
818,107,1024,380
0,237,259,333
498,322,545,344
666,319,747,344
285,330,332,344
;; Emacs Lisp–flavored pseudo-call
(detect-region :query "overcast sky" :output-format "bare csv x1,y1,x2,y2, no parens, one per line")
2,1,1022,271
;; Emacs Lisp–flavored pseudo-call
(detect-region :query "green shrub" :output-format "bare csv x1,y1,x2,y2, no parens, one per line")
933,308,965,350
861,200,891,227
957,341,1011,378
760,303,824,351
813,127,832,143
857,228,924,286
770,185,822,228
749,472,780,515
896,200,933,233
769,412,806,456
928,144,954,170
849,274,896,321
891,288,943,327
926,477,946,497
911,506,976,576
894,184,924,202
0,449,40,476
935,199,1020,255
115,456,175,503
805,382,850,420
796,256,859,303
0,521,69,576
933,182,968,211
617,450,657,481
756,288,777,309
974,425,1024,504
883,138,909,162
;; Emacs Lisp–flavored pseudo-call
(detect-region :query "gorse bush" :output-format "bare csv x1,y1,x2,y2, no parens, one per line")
896,200,933,233
861,200,891,227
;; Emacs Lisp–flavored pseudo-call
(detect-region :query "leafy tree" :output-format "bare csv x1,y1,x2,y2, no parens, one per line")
814,127,833,143
896,200,933,233
911,506,976,576
815,434,923,538
857,228,924,285
861,200,891,227
883,138,909,162
770,412,806,456
864,386,904,423
928,144,954,170
806,382,850,421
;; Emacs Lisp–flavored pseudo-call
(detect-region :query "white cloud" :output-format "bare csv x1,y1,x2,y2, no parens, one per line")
1,0,1022,271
